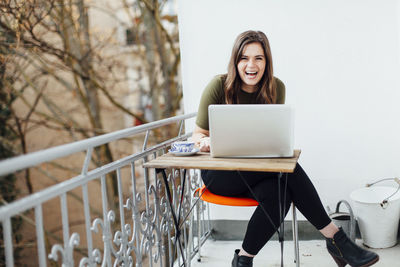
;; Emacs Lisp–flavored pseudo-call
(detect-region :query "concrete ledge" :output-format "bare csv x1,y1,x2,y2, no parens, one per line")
209,220,322,241
206,220,400,241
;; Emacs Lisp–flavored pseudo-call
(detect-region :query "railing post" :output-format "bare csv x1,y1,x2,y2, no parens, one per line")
3,218,14,267
35,205,47,267
100,175,113,267
130,162,143,266
178,120,184,137
82,183,94,265
81,147,93,175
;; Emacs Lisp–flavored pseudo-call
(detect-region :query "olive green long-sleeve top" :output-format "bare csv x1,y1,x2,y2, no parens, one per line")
196,75,286,130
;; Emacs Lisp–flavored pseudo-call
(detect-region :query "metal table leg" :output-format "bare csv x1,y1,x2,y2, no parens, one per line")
292,203,300,267
158,168,187,267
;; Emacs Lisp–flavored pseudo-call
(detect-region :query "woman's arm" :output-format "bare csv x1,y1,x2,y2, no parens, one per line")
192,125,210,152
192,75,225,152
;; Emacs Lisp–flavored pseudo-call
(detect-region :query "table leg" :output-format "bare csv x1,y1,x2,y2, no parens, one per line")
292,203,300,267
157,168,187,267
277,172,289,267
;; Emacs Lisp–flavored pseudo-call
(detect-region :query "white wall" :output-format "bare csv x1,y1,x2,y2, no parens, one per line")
178,0,400,220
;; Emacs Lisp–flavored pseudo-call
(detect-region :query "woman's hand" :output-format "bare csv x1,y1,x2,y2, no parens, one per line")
199,137,210,152
192,125,210,152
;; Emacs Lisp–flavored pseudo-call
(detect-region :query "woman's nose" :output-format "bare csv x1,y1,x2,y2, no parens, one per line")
248,59,256,67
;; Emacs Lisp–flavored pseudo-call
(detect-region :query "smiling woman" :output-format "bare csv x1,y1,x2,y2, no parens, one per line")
191,30,380,267
225,30,277,105
237,43,266,93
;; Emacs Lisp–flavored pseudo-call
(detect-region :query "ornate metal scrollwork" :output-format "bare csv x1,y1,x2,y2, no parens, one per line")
49,159,207,267
79,248,102,267
48,232,80,266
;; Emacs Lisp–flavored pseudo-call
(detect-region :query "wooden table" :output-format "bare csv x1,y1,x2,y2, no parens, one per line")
143,149,301,172
143,149,301,267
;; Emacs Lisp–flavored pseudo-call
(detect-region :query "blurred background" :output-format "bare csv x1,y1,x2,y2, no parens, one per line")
1,0,181,265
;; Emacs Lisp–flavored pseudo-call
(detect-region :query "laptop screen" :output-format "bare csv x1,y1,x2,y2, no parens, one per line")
208,104,294,158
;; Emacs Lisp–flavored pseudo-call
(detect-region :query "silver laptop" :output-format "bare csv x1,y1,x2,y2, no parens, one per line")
208,104,294,158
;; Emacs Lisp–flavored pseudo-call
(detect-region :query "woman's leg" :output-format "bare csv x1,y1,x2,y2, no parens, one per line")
202,165,335,254
201,170,292,255
241,176,292,255
202,166,379,266
286,164,379,266
286,164,343,237
203,164,332,230
286,163,332,230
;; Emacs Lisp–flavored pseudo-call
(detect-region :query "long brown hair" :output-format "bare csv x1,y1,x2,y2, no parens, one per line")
225,30,276,104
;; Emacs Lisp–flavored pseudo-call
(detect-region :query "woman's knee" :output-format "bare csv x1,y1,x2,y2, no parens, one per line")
252,178,292,204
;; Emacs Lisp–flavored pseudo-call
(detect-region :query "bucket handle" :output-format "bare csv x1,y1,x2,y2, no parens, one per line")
366,177,400,209
335,200,356,242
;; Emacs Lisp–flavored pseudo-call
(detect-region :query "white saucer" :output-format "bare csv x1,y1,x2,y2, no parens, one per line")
169,148,199,156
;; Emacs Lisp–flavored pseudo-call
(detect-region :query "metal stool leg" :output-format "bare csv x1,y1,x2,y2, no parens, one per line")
292,203,300,267
196,196,202,262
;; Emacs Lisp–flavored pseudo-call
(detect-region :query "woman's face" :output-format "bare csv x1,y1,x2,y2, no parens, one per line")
237,42,266,93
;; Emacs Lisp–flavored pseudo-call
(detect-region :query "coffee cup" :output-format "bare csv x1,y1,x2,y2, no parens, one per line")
170,141,195,153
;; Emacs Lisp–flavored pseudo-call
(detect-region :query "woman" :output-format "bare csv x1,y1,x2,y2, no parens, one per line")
192,30,379,267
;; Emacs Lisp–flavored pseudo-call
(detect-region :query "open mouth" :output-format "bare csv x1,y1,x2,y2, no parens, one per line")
245,71,258,78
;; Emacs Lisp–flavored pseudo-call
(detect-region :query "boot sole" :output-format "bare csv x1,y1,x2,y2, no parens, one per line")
358,255,379,267
328,252,379,267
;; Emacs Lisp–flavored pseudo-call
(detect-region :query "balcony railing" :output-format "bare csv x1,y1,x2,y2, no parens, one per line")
0,113,211,267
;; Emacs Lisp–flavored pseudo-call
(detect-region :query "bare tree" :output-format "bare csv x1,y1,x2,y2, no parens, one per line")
120,0,182,123
1,0,182,265
0,0,182,156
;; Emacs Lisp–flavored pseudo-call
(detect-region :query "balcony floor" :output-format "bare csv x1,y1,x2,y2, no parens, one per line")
191,239,399,266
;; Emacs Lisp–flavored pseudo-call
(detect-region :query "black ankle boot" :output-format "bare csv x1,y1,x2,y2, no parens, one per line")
326,228,379,267
231,249,253,267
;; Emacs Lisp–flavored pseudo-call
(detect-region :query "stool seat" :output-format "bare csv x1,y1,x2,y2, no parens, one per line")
198,185,258,206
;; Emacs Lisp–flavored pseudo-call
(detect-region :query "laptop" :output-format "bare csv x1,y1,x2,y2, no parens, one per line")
208,104,294,158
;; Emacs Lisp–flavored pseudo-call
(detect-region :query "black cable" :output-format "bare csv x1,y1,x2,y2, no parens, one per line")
178,170,217,229
177,169,187,224
236,170,281,235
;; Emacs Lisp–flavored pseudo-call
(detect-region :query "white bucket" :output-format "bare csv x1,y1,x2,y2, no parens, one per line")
350,186,400,248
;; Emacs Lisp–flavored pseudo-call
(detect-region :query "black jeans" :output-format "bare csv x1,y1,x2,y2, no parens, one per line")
201,163,331,255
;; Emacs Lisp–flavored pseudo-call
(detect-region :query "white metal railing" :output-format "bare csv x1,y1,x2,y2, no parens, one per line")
0,112,211,267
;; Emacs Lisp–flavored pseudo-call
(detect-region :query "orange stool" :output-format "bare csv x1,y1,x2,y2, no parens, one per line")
195,185,300,266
